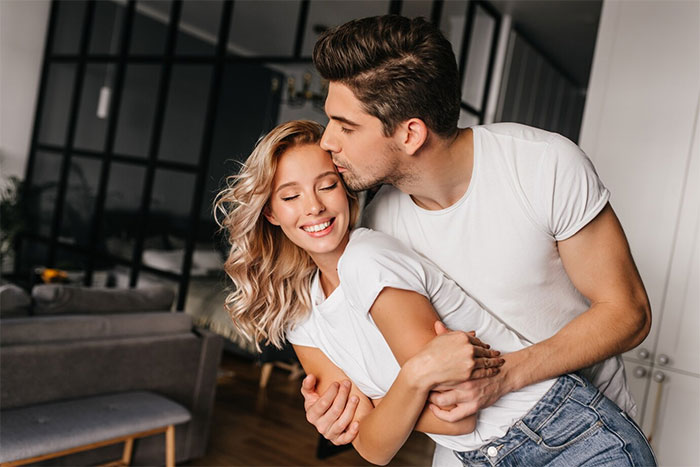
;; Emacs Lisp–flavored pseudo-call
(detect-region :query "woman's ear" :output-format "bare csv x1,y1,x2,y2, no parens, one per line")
401,118,428,156
263,205,280,226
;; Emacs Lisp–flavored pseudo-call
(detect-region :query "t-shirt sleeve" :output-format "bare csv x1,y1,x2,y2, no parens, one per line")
532,135,610,241
285,317,317,347
338,230,428,315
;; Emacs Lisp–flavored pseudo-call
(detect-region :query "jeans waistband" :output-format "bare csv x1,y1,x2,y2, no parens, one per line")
517,373,598,432
456,374,600,465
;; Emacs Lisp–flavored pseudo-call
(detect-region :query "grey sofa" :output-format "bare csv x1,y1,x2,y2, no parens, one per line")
0,284,224,465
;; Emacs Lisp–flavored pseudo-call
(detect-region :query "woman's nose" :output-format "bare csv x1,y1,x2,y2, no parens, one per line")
306,195,325,215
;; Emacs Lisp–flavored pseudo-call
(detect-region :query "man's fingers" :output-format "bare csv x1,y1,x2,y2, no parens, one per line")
328,395,359,444
301,374,318,395
473,347,501,358
332,421,360,446
467,333,490,349
306,381,339,419
473,356,505,370
324,380,352,426
470,367,500,379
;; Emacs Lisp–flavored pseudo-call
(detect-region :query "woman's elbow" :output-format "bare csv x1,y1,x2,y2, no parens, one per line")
352,439,395,466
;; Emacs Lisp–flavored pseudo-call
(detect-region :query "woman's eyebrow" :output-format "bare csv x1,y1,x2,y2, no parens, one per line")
275,172,338,193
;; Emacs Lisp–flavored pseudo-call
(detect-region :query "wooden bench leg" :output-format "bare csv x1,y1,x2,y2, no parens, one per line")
259,362,274,388
121,438,134,466
165,425,175,467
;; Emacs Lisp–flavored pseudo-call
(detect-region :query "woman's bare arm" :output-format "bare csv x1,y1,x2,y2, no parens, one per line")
293,287,502,465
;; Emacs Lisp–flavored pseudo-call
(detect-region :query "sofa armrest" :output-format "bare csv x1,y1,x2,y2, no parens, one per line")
185,327,224,458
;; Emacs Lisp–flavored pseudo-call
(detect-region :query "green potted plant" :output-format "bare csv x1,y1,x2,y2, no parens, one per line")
1,176,26,273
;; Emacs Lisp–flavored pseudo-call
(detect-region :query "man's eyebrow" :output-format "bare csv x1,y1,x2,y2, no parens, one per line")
328,115,360,127
275,171,339,193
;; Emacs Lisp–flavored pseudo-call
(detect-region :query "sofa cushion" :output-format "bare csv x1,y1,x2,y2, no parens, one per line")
0,312,192,346
0,284,31,318
32,284,174,315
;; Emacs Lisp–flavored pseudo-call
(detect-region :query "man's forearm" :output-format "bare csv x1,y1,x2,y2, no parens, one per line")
505,300,651,392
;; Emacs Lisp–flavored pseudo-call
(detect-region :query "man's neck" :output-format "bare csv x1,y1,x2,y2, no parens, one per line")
397,127,475,211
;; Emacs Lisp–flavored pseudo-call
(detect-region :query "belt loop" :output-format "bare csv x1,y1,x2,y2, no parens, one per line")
568,372,586,386
516,420,542,444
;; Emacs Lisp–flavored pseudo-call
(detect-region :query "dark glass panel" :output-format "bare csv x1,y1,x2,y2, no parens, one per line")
114,65,161,157
158,65,212,164
207,63,282,226
51,0,87,54
18,240,49,276
100,162,147,261
228,1,300,57
302,1,389,56
141,169,197,274
130,0,171,55
400,0,433,19
175,0,222,55
74,64,111,152
58,156,101,247
89,0,124,54
461,6,496,111
26,151,63,238
439,0,469,60
55,246,88,273
38,63,77,146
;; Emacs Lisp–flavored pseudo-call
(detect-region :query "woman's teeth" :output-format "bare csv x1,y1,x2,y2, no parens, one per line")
303,220,332,233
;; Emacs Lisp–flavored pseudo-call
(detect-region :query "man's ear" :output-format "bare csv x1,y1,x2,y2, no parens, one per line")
263,205,280,226
400,118,428,156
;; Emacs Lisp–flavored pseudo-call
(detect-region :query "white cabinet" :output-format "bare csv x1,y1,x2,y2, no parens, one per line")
580,1,700,464
642,369,700,465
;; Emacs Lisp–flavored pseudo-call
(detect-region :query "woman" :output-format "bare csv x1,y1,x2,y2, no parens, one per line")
215,120,656,466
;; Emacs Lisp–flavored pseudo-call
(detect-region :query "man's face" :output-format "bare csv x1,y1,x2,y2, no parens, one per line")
320,82,404,191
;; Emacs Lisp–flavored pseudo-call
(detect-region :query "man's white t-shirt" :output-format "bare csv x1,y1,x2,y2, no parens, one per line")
362,123,635,464
287,227,555,452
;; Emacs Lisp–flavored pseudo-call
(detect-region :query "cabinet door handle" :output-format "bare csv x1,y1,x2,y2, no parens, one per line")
646,371,666,444
633,366,648,378
657,354,670,366
637,348,650,360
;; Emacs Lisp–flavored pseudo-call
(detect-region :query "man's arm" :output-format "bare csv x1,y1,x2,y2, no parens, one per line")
428,203,651,420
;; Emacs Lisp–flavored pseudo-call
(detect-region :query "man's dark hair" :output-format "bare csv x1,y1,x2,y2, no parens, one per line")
313,15,460,138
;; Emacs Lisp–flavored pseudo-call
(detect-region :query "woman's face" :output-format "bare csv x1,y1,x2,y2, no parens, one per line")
265,143,351,263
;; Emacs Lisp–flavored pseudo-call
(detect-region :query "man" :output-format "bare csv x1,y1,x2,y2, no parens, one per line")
300,15,650,465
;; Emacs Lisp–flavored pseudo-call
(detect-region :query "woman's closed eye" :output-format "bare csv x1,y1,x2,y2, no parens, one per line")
319,182,338,191
281,194,299,201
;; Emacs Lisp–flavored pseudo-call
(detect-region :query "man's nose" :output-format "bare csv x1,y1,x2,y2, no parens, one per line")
320,127,337,153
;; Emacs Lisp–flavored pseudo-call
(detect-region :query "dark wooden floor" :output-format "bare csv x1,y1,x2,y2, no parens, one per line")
186,352,435,466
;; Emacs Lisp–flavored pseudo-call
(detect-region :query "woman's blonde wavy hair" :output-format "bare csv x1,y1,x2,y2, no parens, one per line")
215,120,360,351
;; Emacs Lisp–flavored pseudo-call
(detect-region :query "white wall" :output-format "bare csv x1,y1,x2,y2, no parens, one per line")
0,0,50,189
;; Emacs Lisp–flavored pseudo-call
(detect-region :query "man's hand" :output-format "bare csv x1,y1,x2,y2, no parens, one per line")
410,321,503,388
427,334,527,421
300,374,360,445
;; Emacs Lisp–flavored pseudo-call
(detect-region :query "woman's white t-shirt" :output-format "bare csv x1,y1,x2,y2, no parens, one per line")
286,227,555,452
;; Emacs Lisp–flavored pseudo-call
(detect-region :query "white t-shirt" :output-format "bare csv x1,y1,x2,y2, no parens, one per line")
287,227,555,452
363,123,635,464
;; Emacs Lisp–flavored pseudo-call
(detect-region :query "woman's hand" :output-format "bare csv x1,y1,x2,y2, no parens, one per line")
405,321,504,392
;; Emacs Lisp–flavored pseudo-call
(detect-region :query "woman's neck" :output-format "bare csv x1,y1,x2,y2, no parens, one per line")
309,231,349,298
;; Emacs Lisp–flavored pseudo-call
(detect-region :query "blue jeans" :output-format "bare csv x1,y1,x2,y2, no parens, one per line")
455,374,657,466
